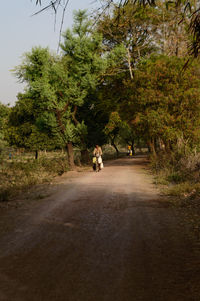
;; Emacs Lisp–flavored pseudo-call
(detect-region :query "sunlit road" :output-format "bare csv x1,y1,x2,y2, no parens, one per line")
0,157,199,301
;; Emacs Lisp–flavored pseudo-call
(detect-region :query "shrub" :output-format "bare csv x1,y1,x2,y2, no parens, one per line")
150,148,200,201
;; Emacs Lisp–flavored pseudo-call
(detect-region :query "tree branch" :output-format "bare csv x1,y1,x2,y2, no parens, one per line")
62,101,69,114
56,108,66,134
72,105,79,125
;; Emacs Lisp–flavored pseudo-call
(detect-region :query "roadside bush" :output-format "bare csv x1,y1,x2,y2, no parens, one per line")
179,152,200,181
151,149,200,178
167,171,184,183
165,182,200,198
150,152,172,172
39,156,69,175
0,151,69,202
150,148,200,199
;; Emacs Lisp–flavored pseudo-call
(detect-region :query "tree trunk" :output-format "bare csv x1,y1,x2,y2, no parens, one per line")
81,149,90,164
137,138,142,153
127,47,134,80
148,139,156,157
154,137,159,153
164,140,171,153
35,150,38,160
66,142,75,169
131,141,135,155
111,141,119,156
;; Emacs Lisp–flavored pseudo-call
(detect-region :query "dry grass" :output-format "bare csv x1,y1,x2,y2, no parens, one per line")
0,150,69,202
150,151,200,239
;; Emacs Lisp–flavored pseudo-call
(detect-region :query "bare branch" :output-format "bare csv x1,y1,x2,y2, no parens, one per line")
57,0,70,52
32,0,61,16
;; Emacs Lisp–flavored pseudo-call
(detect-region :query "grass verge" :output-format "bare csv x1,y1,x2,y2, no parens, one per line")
0,151,69,202
150,151,200,239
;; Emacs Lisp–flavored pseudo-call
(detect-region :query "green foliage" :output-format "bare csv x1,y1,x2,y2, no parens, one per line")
97,2,159,80
118,122,137,147
104,112,121,152
6,4,200,179
121,55,200,147
77,91,109,148
0,102,10,145
61,10,106,89
104,112,121,135
12,11,106,167
7,93,62,150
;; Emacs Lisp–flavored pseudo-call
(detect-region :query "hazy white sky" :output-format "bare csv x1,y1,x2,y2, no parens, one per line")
0,0,98,106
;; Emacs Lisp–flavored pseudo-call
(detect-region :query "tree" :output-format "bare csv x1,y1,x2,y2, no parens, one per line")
33,0,200,58
118,122,137,154
104,112,121,155
7,93,62,158
59,10,106,163
121,55,200,155
14,11,105,168
77,90,109,162
97,2,158,80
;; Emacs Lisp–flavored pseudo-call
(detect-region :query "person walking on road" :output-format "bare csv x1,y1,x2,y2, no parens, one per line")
93,145,103,172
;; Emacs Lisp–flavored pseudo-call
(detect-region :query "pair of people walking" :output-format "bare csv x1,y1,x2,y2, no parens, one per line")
93,145,103,172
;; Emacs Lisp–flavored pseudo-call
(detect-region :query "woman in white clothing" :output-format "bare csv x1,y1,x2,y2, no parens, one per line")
93,145,103,171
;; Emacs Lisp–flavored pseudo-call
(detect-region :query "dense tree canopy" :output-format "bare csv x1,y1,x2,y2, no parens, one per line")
5,3,200,167
119,55,200,153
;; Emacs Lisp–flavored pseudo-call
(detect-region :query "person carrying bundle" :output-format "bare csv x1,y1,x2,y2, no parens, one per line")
93,145,103,172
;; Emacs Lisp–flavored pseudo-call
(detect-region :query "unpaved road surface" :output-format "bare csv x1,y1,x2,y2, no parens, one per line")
0,156,200,301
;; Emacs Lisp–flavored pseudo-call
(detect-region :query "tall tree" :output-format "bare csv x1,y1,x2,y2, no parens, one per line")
14,11,105,168
97,2,158,80
59,10,106,162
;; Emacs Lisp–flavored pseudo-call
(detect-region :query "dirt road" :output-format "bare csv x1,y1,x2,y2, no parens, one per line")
0,156,199,301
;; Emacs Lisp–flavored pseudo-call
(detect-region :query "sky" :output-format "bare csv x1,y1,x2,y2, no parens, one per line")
0,0,99,106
